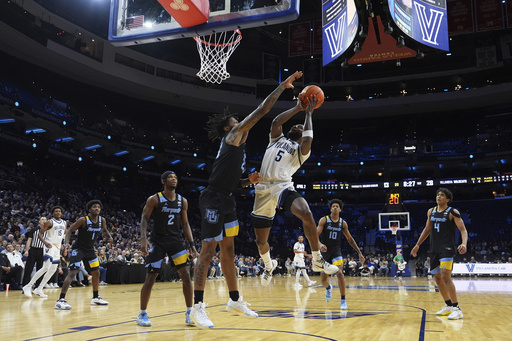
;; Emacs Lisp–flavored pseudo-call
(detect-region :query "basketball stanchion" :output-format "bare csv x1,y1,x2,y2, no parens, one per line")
194,29,242,84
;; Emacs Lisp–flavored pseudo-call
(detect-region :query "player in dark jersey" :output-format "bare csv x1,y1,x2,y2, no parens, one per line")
55,200,113,310
190,71,303,328
411,188,468,320
136,171,198,327
317,199,364,310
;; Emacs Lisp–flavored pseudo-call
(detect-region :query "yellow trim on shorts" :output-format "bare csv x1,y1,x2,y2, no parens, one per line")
440,260,453,271
173,253,189,266
225,224,239,237
89,259,100,268
333,259,343,266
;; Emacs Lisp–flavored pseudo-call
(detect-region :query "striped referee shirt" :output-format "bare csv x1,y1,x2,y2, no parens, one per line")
29,228,47,249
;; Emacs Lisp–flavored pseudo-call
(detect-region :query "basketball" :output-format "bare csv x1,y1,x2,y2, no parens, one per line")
299,85,324,109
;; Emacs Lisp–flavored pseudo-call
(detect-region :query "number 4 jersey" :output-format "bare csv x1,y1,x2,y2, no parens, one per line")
429,206,457,253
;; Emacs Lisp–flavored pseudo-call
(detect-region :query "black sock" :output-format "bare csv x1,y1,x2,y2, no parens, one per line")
445,299,453,306
452,302,459,308
229,290,239,302
60,293,66,300
194,290,204,304
93,290,99,299
341,295,346,300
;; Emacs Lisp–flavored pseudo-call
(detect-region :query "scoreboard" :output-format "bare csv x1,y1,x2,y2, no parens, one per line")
310,174,512,190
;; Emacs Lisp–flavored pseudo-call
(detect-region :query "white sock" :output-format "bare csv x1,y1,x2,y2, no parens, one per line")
302,269,311,282
140,310,147,314
260,251,272,270
312,251,321,261
296,270,301,283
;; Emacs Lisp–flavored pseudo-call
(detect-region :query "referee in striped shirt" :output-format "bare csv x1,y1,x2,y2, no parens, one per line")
22,216,48,288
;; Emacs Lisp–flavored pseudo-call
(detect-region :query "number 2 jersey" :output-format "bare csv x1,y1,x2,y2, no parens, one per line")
429,206,458,254
152,192,183,239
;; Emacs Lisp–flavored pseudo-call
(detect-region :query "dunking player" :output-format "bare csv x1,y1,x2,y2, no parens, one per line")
317,199,364,309
55,200,113,310
136,171,197,327
190,71,304,328
23,206,67,298
251,96,338,287
411,188,468,320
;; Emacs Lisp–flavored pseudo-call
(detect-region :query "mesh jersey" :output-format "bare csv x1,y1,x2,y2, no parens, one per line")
46,218,66,246
320,215,343,254
75,215,102,249
151,192,183,238
429,206,457,253
293,241,305,261
208,137,246,194
259,134,310,183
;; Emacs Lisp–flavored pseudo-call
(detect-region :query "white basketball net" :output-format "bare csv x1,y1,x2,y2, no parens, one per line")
194,30,242,84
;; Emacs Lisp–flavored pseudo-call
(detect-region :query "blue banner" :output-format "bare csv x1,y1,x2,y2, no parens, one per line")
322,0,359,66
388,0,449,51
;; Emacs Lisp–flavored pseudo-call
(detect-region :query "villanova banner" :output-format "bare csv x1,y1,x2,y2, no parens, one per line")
322,0,359,66
388,0,449,51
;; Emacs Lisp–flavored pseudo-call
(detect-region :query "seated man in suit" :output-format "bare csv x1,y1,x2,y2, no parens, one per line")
1,244,24,290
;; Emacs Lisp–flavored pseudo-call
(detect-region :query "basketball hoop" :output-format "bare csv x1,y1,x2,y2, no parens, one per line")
194,29,242,84
390,225,399,235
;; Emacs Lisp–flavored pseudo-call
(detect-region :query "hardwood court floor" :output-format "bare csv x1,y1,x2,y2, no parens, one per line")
3,275,512,341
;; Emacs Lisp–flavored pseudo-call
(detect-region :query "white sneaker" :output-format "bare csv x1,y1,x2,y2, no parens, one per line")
44,284,52,289
91,296,109,305
22,285,33,298
436,304,453,316
312,257,339,275
99,281,107,286
308,280,317,287
190,302,214,328
55,298,72,310
52,283,59,288
226,296,259,318
33,288,48,298
294,282,303,288
447,307,463,320
260,259,278,286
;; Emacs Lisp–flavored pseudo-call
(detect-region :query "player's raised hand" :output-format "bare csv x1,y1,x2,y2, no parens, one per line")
282,71,303,89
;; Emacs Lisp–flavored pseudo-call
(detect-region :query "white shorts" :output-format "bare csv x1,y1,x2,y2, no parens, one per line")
252,181,294,219
43,244,61,264
293,258,305,269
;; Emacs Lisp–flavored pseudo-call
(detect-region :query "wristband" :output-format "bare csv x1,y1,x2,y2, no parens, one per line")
302,130,313,138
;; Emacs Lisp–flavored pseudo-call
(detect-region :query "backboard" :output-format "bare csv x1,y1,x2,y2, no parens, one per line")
109,0,300,46
378,212,410,232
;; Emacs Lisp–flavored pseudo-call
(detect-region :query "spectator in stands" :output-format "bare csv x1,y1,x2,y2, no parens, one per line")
130,252,144,264
424,257,431,276
285,257,294,276
1,244,24,289
379,258,389,276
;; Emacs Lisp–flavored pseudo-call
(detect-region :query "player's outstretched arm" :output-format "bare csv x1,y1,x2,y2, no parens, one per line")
300,96,319,156
229,71,303,145
411,208,433,257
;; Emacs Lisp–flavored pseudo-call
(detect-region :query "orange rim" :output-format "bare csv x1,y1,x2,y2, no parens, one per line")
194,29,242,47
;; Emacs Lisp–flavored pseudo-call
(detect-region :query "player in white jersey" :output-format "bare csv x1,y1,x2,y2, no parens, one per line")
251,96,338,287
293,236,316,287
23,206,67,298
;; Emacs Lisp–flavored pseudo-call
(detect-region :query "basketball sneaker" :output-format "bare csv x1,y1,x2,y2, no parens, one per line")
307,280,317,287
226,296,259,318
436,304,453,316
22,284,32,298
325,284,332,302
190,302,214,328
340,299,348,310
447,307,463,320
137,312,152,327
91,296,109,305
260,259,278,286
294,282,303,288
33,288,48,298
55,298,72,310
185,308,195,325
312,257,339,275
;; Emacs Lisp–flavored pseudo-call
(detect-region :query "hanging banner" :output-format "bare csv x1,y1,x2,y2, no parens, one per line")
322,0,359,66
